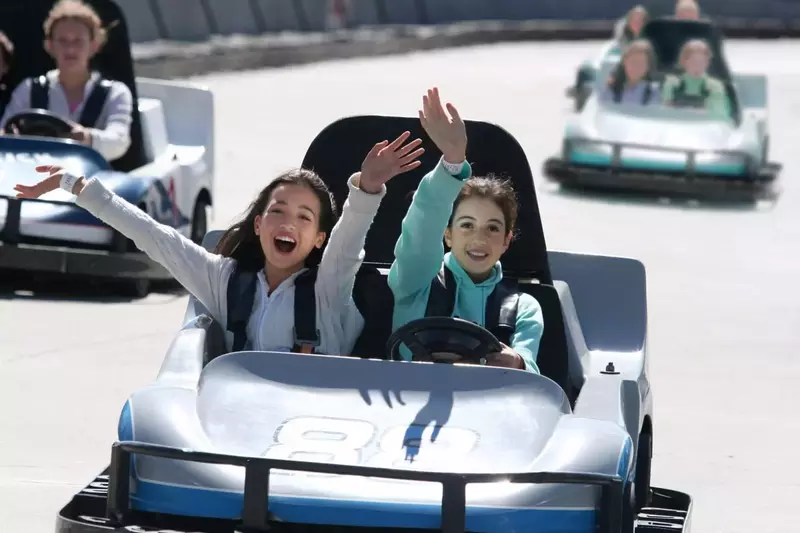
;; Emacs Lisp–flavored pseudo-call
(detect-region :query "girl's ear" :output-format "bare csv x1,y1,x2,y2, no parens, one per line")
314,231,327,249
254,214,262,236
43,39,53,57
502,231,513,251
444,227,453,248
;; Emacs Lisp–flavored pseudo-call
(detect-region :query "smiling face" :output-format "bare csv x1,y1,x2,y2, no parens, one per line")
254,183,327,275
682,44,710,76
45,17,98,74
445,197,512,281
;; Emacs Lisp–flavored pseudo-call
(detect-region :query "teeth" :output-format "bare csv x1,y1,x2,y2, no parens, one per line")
276,236,296,244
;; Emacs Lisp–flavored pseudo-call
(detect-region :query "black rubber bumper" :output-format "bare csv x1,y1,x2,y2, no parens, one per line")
0,242,172,280
543,156,780,202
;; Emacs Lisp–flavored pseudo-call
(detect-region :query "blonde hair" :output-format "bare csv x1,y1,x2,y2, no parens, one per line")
44,0,110,48
623,38,653,60
679,38,712,65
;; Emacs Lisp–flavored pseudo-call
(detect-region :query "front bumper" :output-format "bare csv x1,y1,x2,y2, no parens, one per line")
543,156,779,201
55,440,639,533
0,196,171,280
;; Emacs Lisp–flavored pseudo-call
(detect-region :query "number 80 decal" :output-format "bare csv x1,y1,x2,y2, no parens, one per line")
264,416,479,469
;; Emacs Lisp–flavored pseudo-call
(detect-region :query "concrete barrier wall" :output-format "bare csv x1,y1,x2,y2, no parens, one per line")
121,0,800,43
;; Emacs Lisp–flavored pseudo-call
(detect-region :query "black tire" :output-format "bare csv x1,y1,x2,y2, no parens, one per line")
190,196,210,245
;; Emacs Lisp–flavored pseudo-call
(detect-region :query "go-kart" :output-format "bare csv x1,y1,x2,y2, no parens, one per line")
54,115,692,533
0,0,214,296
546,17,780,202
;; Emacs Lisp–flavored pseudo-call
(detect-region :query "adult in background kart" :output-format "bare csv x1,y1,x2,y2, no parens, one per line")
388,87,544,372
600,39,659,105
14,132,424,357
675,0,701,20
0,0,133,162
613,5,648,46
661,38,730,120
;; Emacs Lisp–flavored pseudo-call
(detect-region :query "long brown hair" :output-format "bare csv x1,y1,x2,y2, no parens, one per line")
214,169,339,271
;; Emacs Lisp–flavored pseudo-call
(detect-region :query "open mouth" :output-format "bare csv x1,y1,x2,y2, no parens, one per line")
466,250,489,261
273,235,297,254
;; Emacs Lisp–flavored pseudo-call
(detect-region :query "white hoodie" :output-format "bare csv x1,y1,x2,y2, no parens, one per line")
75,174,385,356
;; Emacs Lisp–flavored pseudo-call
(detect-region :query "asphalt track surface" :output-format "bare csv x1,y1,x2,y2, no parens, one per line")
2,39,799,533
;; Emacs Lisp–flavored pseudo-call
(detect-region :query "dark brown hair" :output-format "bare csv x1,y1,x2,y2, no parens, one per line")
214,169,338,271
448,175,519,237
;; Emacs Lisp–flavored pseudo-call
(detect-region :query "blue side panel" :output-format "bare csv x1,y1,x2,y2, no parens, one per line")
133,480,595,533
569,151,747,177
118,400,133,441
618,436,633,484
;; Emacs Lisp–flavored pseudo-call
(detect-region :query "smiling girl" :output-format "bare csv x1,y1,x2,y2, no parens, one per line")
14,131,425,356
0,0,133,162
388,88,544,372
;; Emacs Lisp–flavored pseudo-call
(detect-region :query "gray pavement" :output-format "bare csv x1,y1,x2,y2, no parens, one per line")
1,40,799,532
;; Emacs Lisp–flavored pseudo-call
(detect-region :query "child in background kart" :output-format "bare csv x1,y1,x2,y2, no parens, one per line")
675,0,701,20
0,0,133,162
661,38,731,120
13,134,425,357
600,39,660,105
387,87,544,373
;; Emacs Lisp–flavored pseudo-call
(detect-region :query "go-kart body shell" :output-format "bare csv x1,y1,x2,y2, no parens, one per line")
55,115,692,533
0,0,214,284
550,17,780,201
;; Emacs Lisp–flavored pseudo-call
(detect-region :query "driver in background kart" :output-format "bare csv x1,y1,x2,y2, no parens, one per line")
661,39,730,120
0,0,133,162
388,87,544,373
600,39,660,105
0,31,15,115
612,5,648,46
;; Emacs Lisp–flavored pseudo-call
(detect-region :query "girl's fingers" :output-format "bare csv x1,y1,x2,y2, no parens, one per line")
397,147,425,166
395,138,422,158
35,164,61,174
398,160,423,174
446,103,462,123
386,131,411,150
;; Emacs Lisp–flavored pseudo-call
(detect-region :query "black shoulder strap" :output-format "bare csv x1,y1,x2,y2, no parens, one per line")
425,265,456,318
675,77,686,98
226,263,259,353
700,79,709,99
642,81,653,104
292,268,320,353
78,78,112,127
30,75,49,110
484,279,520,347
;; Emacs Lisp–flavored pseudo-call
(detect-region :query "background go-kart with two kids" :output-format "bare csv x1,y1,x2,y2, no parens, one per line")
551,16,780,202
0,0,214,296
55,114,692,533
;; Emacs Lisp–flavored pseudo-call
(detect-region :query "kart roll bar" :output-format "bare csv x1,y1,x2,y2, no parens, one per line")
569,136,750,178
0,195,75,244
107,441,625,533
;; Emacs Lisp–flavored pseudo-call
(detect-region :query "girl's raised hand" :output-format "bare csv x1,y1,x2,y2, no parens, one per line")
13,165,80,199
418,87,467,164
359,131,425,194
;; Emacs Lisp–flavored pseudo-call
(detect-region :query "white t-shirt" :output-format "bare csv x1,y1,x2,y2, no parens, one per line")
0,69,133,161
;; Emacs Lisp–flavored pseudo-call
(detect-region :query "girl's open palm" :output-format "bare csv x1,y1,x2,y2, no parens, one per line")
359,131,425,194
419,87,467,164
13,165,72,199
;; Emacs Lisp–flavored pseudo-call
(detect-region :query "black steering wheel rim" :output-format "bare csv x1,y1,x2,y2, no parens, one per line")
5,109,75,138
385,317,503,365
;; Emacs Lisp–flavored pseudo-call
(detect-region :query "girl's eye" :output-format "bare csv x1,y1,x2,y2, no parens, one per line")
489,225,501,233
300,215,312,222
459,222,474,229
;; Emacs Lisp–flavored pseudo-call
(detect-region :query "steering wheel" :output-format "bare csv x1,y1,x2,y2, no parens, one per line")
4,110,75,139
386,317,503,365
